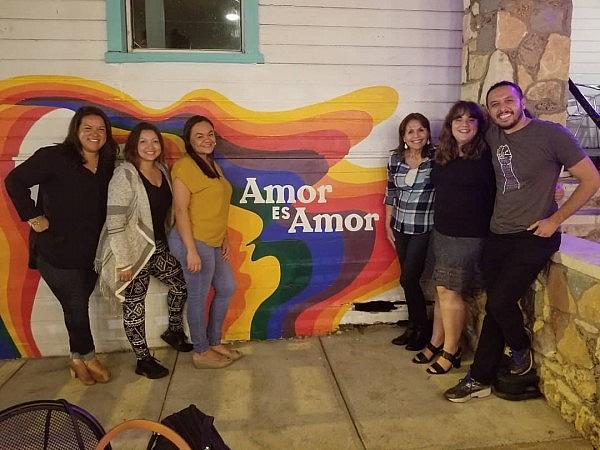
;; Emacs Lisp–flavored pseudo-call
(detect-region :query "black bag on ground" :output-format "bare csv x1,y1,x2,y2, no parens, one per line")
147,404,230,450
493,355,542,401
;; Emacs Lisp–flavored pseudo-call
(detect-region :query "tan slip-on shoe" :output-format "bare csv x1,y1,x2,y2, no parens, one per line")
192,351,233,369
84,357,111,383
69,359,96,386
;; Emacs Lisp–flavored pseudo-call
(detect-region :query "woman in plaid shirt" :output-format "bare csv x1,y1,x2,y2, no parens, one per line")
385,113,435,351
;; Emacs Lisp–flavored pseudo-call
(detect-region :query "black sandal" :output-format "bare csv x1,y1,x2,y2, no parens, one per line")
411,342,443,364
426,348,462,375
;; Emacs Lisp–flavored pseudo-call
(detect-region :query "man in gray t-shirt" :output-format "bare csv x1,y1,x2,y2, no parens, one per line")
445,81,600,403
487,118,586,234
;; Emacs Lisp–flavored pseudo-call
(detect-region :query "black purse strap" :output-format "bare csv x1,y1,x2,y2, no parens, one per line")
58,399,85,450
43,409,52,450
146,432,159,450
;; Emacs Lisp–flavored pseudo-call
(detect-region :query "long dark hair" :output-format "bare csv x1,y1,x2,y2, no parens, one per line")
62,106,117,167
435,101,488,166
123,122,166,167
182,115,220,179
395,112,433,158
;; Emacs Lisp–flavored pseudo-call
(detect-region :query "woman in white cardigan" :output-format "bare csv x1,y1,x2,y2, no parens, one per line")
96,122,192,378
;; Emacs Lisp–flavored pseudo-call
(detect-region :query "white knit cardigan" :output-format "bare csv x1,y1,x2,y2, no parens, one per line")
95,161,173,302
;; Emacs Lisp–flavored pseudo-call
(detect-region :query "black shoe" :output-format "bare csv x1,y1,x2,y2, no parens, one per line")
426,348,462,375
405,326,431,351
508,346,533,376
391,326,415,346
161,329,193,352
507,327,533,376
412,342,443,364
444,371,491,403
135,355,169,379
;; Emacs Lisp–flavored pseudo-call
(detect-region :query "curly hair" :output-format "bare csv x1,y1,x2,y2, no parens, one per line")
435,101,488,166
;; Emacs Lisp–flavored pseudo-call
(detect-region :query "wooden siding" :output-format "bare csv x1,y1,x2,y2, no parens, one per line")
571,0,600,85
0,0,463,149
0,0,479,353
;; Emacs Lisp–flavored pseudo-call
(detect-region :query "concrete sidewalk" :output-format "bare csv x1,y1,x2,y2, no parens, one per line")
0,325,592,449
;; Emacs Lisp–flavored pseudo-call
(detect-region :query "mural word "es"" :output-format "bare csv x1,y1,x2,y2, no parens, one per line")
240,178,380,233
0,75,400,359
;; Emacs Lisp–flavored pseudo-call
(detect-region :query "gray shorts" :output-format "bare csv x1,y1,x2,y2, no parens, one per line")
425,229,486,295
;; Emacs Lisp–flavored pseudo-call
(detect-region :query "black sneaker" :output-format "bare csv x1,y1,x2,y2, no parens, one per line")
508,346,533,376
444,371,491,403
161,329,193,352
135,355,169,379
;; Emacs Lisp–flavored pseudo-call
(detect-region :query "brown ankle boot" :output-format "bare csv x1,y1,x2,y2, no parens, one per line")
69,359,95,386
84,357,111,383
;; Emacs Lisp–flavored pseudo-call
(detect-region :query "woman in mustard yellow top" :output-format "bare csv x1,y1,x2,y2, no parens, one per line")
168,115,241,369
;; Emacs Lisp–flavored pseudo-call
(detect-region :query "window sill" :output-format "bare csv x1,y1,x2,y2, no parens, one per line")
105,50,264,64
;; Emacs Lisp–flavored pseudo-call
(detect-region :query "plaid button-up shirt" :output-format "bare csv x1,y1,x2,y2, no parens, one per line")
384,153,434,234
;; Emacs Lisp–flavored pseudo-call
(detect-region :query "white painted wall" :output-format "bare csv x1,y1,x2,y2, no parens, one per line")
569,0,600,151
0,0,463,149
571,0,600,86
0,0,463,355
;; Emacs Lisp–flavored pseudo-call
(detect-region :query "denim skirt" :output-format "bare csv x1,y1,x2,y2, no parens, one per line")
425,229,485,295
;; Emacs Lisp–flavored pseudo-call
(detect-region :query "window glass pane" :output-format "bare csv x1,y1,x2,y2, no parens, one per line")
131,0,242,51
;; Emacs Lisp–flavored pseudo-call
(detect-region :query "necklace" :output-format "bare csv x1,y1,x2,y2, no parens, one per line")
84,160,98,173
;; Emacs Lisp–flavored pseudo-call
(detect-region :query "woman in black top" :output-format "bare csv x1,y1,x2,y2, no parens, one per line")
5,106,117,385
412,101,495,374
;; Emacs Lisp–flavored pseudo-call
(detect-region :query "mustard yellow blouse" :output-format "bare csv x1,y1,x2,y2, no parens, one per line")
171,155,232,247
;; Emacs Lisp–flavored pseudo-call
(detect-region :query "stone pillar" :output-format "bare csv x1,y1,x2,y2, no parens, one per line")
461,0,573,125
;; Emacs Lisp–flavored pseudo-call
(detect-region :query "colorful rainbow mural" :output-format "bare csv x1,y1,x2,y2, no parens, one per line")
0,75,400,358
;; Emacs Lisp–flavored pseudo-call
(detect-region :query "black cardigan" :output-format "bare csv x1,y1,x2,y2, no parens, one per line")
5,144,114,269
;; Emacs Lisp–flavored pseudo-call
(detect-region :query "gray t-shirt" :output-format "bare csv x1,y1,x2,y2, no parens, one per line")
485,119,586,234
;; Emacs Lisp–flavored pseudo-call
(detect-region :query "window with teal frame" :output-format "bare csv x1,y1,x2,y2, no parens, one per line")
105,0,263,63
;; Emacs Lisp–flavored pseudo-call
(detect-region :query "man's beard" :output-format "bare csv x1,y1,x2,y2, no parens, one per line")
495,109,524,130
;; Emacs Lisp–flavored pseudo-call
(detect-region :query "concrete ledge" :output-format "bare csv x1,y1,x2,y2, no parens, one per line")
552,233,600,279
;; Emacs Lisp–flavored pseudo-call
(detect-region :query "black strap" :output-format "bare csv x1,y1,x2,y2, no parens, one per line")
58,399,85,450
426,342,442,354
43,409,52,450
146,432,157,450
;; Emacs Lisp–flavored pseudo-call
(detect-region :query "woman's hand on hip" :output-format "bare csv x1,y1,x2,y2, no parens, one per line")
187,250,201,273
221,239,231,261
117,269,133,282
28,215,49,233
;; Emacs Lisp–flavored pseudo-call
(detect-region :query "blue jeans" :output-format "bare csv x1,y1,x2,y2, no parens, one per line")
168,229,236,353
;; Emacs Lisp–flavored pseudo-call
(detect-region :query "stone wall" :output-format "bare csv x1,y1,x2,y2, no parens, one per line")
462,0,572,124
560,179,600,243
535,265,599,446
464,235,600,447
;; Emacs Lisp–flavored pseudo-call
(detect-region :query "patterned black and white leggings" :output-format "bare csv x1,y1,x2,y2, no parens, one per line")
123,240,187,360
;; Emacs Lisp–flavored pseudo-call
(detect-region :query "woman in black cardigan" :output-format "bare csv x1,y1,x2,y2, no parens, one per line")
5,106,117,385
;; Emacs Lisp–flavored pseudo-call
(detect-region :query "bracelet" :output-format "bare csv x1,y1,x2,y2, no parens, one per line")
28,216,44,228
